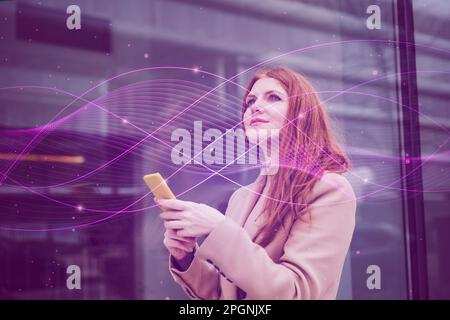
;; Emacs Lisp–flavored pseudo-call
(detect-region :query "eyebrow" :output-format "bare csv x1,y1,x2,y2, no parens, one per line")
246,90,285,100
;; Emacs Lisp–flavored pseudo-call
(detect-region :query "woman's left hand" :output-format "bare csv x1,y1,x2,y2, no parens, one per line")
158,199,226,238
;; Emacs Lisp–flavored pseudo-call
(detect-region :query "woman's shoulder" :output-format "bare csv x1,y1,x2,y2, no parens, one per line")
307,171,356,204
228,178,261,203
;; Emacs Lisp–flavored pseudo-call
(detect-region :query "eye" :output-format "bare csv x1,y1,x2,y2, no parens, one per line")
267,94,281,102
244,98,255,109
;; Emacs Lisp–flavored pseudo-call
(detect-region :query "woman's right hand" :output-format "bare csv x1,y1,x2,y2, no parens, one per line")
163,228,196,261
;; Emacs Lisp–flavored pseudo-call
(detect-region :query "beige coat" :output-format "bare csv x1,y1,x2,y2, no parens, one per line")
168,172,357,300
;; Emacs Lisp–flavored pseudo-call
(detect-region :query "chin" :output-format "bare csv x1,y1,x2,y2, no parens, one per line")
245,130,258,144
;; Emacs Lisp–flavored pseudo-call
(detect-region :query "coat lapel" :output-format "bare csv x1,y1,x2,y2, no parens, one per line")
233,175,266,226
232,175,269,244
221,175,269,300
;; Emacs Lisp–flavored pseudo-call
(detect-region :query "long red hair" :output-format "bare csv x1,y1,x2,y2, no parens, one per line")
242,66,351,247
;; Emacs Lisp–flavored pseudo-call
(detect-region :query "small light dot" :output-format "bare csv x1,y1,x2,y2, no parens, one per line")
127,43,131,47
372,69,379,76
144,53,149,59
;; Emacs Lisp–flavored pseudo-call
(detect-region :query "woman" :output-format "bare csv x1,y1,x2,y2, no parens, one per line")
157,66,357,300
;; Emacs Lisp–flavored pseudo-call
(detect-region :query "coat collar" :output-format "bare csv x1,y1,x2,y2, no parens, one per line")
233,174,269,243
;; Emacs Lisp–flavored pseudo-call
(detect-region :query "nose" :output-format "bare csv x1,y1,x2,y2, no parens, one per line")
250,98,264,114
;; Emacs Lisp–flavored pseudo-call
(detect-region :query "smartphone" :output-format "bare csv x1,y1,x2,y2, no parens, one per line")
143,173,176,210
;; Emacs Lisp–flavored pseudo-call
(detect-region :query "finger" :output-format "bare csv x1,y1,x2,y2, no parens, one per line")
167,239,195,252
160,210,184,220
170,248,186,261
164,220,185,230
176,228,195,238
165,238,194,252
157,199,194,211
165,229,195,243
154,197,163,209
172,235,195,243
166,228,178,237
167,228,196,242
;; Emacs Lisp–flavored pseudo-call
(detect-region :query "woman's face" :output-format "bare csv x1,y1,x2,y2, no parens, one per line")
243,77,289,143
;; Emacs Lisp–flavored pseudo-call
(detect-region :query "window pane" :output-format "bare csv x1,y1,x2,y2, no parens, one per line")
413,0,450,300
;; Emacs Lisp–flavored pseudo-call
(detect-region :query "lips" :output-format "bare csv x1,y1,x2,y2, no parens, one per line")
250,118,269,126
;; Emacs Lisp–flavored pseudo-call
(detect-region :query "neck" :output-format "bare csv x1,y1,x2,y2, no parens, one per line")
259,137,280,176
